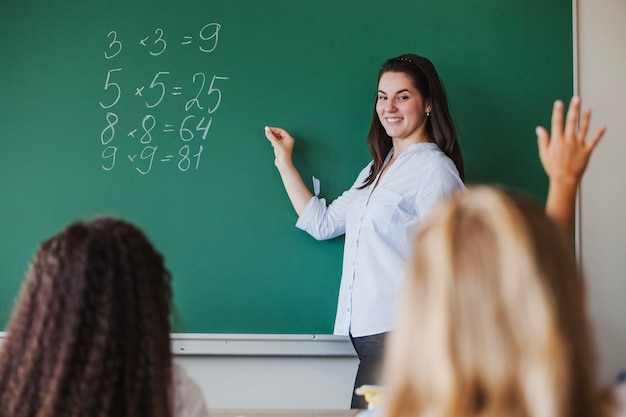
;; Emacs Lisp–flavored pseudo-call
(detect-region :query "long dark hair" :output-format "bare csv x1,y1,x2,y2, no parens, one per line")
360,53,464,188
0,217,174,417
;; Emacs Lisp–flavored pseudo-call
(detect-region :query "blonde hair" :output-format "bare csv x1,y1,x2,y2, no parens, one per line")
382,186,600,417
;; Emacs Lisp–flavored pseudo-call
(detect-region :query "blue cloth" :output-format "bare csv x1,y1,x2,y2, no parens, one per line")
296,142,464,337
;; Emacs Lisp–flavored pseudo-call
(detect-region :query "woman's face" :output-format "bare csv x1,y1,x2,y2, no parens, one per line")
376,71,430,142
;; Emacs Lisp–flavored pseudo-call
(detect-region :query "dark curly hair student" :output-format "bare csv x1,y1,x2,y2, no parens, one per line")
0,217,208,417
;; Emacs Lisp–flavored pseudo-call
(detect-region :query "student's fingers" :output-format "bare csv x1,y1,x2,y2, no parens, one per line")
576,105,606,153
551,100,565,140
563,96,581,141
536,126,550,162
587,125,606,152
576,108,592,143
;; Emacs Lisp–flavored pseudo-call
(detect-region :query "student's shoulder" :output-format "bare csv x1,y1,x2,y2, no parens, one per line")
173,363,210,417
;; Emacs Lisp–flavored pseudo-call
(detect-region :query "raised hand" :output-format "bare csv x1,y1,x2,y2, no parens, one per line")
537,96,606,238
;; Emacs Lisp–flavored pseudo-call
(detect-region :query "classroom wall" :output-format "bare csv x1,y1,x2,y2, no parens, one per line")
578,0,626,384
176,355,358,410
172,334,358,410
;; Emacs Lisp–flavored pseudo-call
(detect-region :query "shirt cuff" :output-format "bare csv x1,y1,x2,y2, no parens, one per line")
295,195,326,231
296,176,322,231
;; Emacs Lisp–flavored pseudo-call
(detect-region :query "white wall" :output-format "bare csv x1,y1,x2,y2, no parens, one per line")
172,335,358,410
176,355,358,411
577,0,626,383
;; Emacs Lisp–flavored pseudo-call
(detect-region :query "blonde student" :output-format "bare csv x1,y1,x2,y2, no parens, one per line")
380,97,608,417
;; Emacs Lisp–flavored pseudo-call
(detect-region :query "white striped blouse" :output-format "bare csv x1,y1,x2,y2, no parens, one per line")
296,142,465,337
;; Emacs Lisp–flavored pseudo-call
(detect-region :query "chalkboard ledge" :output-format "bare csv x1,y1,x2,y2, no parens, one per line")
171,333,356,357
0,332,356,357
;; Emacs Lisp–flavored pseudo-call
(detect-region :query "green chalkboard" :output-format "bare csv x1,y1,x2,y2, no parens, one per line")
0,0,572,333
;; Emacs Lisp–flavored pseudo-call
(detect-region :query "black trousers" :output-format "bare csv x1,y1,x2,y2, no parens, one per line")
349,332,387,409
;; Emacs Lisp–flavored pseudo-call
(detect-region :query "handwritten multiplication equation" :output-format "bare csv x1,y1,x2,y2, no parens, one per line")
99,23,228,174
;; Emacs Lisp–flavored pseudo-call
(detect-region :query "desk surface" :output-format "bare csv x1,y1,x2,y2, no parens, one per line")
210,410,360,417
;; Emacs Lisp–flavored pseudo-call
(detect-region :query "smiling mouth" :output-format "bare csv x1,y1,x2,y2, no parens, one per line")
386,117,403,123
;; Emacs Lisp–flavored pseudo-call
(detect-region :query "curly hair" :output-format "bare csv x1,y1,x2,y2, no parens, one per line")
0,217,174,417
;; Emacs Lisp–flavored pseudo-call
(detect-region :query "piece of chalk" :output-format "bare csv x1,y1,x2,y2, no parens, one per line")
264,126,270,131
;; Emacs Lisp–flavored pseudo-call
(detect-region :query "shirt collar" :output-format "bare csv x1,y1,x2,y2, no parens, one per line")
388,142,438,161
